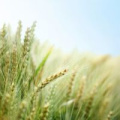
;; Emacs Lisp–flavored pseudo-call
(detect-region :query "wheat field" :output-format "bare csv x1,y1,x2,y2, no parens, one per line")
0,21,120,120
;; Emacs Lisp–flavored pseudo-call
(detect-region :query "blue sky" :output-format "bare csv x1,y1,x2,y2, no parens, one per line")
0,0,120,55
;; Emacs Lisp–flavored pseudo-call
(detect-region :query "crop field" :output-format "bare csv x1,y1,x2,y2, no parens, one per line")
0,22,120,120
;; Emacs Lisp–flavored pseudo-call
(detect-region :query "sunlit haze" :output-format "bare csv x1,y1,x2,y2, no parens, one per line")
0,0,120,55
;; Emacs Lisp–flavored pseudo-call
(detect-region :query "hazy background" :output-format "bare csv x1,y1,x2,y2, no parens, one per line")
0,0,120,55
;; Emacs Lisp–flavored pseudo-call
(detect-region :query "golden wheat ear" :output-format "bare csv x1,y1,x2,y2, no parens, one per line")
74,76,86,105
66,69,77,101
35,69,67,92
84,83,98,119
106,111,113,120
16,101,27,120
40,103,49,120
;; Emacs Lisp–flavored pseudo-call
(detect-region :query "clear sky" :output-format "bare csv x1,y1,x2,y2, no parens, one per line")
0,0,120,55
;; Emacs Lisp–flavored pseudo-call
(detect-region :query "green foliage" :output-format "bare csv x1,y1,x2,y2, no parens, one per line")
0,22,120,120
